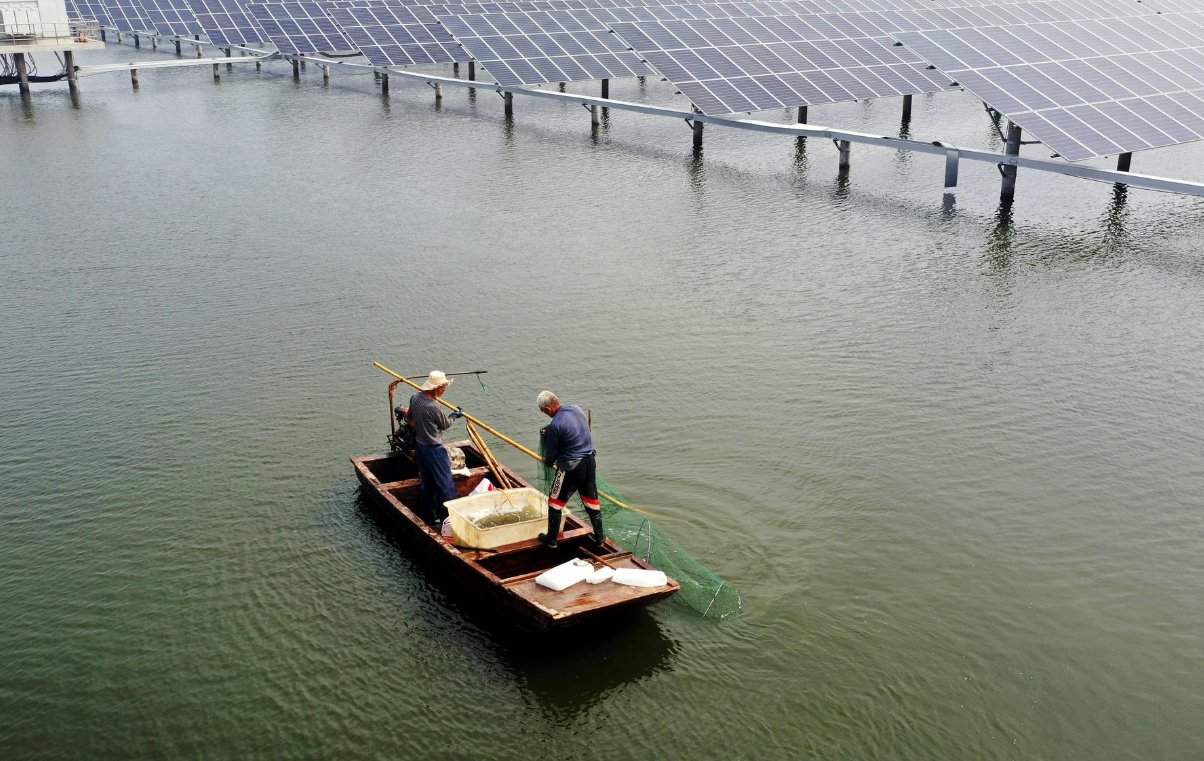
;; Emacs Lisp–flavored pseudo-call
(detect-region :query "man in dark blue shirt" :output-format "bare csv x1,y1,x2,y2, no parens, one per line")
536,391,603,548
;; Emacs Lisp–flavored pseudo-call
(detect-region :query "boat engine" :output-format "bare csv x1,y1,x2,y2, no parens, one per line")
390,405,416,456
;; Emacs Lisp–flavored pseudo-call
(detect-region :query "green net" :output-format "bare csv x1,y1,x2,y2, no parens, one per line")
538,436,741,619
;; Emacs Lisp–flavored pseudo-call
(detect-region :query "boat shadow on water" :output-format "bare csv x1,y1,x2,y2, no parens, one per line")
350,487,679,717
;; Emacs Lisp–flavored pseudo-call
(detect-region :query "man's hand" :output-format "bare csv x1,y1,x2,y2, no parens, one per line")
449,407,465,421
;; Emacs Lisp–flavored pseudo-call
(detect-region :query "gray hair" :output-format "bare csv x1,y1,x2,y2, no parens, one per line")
536,390,559,411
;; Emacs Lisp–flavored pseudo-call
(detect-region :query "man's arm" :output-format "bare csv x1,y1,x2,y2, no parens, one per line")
543,422,561,465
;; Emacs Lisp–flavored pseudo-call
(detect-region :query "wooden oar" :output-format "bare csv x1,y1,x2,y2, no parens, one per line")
579,544,616,570
375,361,655,518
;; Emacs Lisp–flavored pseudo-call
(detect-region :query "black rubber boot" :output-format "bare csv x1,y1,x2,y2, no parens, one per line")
586,507,605,548
538,506,563,548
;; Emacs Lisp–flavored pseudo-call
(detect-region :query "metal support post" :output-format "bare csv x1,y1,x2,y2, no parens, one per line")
130,68,139,88
601,78,609,99
151,36,157,50
468,61,475,81
116,31,121,44
692,118,704,151
213,63,220,81
381,72,389,93
837,139,851,170
134,34,140,48
323,64,330,84
15,53,30,95
504,91,513,117
100,28,105,41
174,39,180,55
797,105,807,124
901,93,912,122
591,104,600,126
1117,152,1132,172
435,82,443,100
453,63,459,76
226,48,232,71
292,58,300,77
944,147,960,188
255,59,261,71
999,121,1022,202
64,51,78,95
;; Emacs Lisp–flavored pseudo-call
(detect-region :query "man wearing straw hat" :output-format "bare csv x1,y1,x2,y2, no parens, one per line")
536,391,603,549
408,371,465,525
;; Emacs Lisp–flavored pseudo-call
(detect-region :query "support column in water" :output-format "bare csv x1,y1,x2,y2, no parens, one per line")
1000,121,1022,202
1117,152,1133,172
797,105,807,124
504,92,513,117
15,53,30,95
64,51,78,95
692,118,704,151
902,93,912,122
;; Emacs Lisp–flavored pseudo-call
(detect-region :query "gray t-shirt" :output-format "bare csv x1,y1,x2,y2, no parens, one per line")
408,391,452,447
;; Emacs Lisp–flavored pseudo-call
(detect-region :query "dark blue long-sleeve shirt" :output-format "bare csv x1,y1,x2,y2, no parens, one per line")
543,405,595,464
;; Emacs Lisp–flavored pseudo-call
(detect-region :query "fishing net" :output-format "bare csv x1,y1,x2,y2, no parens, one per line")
538,436,741,620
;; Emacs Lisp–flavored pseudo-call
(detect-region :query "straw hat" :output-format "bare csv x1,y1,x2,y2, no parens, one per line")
420,371,453,391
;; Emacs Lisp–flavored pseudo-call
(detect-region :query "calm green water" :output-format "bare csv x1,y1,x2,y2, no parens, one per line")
4,45,1204,761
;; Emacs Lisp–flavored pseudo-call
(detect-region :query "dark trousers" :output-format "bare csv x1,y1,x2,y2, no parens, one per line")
415,444,456,524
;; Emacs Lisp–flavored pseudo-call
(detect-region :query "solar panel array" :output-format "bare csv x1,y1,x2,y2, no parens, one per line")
246,1,356,53
188,0,268,45
894,10,1204,160
438,10,652,86
140,0,205,35
328,5,468,66
607,13,954,115
101,0,157,32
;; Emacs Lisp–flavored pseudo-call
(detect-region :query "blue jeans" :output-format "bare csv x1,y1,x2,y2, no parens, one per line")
415,444,456,525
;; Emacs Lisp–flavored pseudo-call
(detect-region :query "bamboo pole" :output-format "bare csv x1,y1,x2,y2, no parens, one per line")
374,362,653,517
466,422,512,490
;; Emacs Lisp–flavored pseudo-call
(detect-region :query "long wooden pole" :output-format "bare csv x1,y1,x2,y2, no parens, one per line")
374,362,652,517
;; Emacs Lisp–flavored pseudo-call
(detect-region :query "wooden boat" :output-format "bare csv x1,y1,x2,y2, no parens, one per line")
352,441,680,631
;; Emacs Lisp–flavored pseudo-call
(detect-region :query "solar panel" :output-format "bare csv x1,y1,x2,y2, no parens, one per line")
608,14,954,115
140,0,205,35
438,9,652,86
245,1,356,53
328,5,469,66
894,12,1204,161
188,0,267,44
102,0,157,32
73,0,113,25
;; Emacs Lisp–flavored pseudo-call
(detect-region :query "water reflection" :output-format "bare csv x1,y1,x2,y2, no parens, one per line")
496,612,678,722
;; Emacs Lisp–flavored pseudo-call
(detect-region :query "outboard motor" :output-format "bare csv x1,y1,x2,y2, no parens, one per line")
390,405,416,456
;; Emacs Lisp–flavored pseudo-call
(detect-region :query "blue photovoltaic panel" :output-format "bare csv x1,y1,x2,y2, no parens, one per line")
894,11,1204,161
72,0,113,25
438,9,652,86
188,0,267,45
140,0,205,35
608,14,954,115
246,1,355,52
328,5,469,66
102,0,157,32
